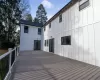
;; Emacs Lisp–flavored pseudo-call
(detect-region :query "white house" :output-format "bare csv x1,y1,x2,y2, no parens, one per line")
43,0,100,67
20,20,43,51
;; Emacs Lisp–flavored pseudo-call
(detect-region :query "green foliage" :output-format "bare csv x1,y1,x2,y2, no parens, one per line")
36,4,48,25
34,18,39,23
0,0,29,49
25,14,33,21
1,42,15,49
0,0,21,48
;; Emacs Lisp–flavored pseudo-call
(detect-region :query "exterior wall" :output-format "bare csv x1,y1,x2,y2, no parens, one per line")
43,0,100,66
41,28,44,50
20,24,43,51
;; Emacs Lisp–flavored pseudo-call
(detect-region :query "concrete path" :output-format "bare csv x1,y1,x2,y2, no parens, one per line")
12,51,100,80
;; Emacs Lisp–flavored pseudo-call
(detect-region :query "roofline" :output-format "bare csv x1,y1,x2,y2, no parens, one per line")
44,0,78,26
21,24,42,28
20,19,43,27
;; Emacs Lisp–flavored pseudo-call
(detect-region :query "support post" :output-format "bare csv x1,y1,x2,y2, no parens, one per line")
17,47,19,56
14,47,16,60
17,47,18,56
8,48,12,73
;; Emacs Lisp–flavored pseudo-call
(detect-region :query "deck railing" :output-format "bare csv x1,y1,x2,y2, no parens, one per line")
0,46,20,80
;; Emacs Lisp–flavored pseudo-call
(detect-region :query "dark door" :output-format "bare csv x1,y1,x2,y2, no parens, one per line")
34,40,41,50
49,38,54,53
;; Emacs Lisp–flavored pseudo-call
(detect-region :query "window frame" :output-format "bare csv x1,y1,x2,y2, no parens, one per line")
79,0,89,11
59,14,62,23
24,26,28,33
61,36,71,45
45,40,46,46
38,28,41,35
44,26,45,31
49,23,51,28
47,40,49,46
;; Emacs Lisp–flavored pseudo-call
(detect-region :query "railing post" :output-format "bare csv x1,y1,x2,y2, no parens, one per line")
16,47,18,56
8,48,12,73
17,46,19,56
14,47,16,60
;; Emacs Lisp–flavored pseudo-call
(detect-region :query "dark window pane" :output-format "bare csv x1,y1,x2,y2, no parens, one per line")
61,36,71,45
46,40,47,46
61,37,63,45
66,36,71,45
59,14,62,22
44,27,45,31
45,40,46,46
79,0,89,11
24,26,28,33
47,40,49,46
49,23,51,28
38,28,41,35
61,37,65,45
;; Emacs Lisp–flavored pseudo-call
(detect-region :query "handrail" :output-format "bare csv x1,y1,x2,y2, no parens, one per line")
0,49,15,60
0,46,20,80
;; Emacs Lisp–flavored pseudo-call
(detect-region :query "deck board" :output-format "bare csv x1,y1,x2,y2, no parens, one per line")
12,51,100,80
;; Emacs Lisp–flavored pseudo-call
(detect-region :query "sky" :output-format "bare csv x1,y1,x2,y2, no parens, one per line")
29,0,71,20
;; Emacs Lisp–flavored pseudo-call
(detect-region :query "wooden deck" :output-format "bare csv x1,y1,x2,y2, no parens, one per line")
11,51,100,80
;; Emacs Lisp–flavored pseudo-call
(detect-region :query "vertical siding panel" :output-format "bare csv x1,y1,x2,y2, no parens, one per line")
83,26,89,63
69,31,72,58
66,10,69,31
93,0,100,23
63,11,66,57
60,32,62,56
67,31,70,58
94,22,100,66
63,12,65,57
74,29,79,60
78,27,84,61
88,24,95,65
87,0,93,24
71,30,75,59
69,9,72,30
68,9,71,31
66,31,69,57
62,31,64,57
75,3,79,29
82,9,88,26
79,11,83,28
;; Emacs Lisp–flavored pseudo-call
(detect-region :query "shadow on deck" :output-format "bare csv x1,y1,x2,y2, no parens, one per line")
11,51,100,80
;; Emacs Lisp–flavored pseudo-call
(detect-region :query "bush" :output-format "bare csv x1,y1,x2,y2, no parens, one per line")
0,42,15,49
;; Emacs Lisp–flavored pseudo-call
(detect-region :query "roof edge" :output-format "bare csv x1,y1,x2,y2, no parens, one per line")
20,19,43,27
44,0,78,26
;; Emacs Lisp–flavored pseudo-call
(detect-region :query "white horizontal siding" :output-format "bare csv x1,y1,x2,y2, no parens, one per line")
20,25,43,51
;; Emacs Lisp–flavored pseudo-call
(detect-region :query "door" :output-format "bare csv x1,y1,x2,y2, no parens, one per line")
49,38,54,53
34,40,41,50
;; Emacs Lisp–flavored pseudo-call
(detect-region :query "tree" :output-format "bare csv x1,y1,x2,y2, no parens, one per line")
25,14,33,21
33,17,39,23
36,4,48,25
19,0,30,19
0,0,21,48
0,0,30,49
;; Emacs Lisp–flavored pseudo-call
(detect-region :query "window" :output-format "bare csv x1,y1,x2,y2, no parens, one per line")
45,40,46,46
79,0,89,11
44,40,49,46
61,36,71,45
24,26,28,33
38,28,41,35
47,40,49,46
49,23,51,28
44,27,45,31
59,14,62,23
